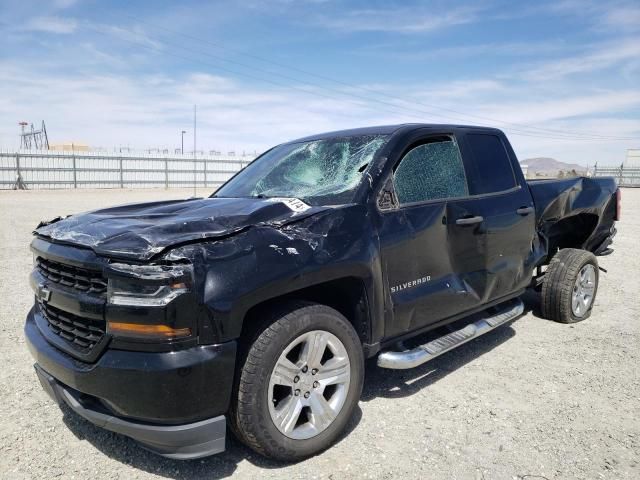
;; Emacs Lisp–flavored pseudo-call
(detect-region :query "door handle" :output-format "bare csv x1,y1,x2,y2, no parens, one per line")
516,206,534,215
455,215,484,225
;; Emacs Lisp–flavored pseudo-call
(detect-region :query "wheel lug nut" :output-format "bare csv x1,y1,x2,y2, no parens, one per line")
294,376,300,383
302,366,308,373
312,368,318,375
294,389,300,396
313,381,319,388
304,392,310,398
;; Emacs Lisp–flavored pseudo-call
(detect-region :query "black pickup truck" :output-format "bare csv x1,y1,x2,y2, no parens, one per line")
25,124,619,461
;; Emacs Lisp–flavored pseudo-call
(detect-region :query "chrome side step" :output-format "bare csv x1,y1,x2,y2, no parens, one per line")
377,299,524,369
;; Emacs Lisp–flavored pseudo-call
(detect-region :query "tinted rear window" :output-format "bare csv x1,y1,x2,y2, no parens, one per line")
465,134,516,194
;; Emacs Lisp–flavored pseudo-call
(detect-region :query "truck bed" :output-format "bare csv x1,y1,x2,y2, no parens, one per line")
527,176,617,257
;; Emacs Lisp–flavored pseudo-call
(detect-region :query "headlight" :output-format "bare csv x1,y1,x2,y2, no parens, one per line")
105,263,194,341
107,278,188,306
106,263,190,307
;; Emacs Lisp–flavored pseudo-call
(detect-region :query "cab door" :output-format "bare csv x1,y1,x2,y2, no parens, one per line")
458,131,537,301
377,133,489,338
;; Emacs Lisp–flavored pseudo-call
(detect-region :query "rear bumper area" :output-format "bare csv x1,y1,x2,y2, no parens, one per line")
25,306,237,459
35,365,226,459
594,226,617,256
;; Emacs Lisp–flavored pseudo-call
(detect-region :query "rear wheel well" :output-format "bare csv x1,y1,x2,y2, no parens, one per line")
239,277,370,348
545,213,599,260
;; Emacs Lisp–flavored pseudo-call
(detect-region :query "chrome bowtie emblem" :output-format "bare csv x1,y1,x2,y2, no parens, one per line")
37,283,51,302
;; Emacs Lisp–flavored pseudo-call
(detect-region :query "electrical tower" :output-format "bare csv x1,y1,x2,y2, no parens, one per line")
19,121,49,150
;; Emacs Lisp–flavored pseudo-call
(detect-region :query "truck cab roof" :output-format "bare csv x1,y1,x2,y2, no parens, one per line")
290,123,504,143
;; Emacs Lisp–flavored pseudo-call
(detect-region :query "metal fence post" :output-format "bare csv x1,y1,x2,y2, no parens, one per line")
119,157,124,188
165,158,169,189
72,151,77,188
619,165,624,187
14,152,26,190
204,159,207,188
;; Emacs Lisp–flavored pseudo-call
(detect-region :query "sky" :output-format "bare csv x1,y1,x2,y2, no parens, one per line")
1,0,639,166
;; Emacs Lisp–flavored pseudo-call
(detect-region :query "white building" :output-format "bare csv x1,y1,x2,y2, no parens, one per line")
625,149,640,168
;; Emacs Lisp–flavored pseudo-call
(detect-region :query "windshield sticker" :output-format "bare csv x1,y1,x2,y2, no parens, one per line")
271,197,311,213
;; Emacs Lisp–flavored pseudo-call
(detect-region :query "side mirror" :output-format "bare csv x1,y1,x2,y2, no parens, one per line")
377,178,398,211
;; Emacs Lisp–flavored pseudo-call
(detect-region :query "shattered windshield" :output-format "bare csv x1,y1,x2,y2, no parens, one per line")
214,135,389,205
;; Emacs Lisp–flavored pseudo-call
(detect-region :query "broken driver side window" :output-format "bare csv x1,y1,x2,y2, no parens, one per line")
393,138,468,205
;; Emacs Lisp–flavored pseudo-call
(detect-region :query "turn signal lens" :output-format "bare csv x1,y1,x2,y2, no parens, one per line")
107,322,191,340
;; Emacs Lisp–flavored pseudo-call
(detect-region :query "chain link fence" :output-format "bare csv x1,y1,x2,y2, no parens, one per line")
0,150,255,190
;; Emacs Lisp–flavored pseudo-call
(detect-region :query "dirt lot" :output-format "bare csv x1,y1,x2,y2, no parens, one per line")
0,188,638,480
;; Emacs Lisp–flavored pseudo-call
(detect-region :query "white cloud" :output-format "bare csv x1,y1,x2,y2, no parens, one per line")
313,5,483,33
351,40,571,62
476,90,640,125
0,1,637,171
422,41,568,59
410,79,506,100
602,5,640,31
90,23,163,50
510,116,640,167
0,59,637,168
548,0,640,33
53,0,80,9
79,43,128,68
522,38,640,80
24,15,77,34
0,62,370,152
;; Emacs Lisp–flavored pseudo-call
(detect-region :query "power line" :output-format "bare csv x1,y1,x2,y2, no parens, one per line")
122,14,638,142
87,22,635,142
88,21,622,141
82,24,464,126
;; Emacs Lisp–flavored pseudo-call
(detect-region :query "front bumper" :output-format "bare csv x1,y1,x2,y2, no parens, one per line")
35,365,226,459
25,307,237,459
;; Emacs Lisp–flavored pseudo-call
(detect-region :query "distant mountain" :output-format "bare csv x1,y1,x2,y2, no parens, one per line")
520,157,587,178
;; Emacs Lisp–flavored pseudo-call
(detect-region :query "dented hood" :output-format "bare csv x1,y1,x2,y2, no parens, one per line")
35,197,327,261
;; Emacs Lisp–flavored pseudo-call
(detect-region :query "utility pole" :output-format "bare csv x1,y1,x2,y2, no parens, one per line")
193,105,197,197
181,130,186,154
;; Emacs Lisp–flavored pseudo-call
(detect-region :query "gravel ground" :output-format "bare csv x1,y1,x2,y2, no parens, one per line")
0,188,638,480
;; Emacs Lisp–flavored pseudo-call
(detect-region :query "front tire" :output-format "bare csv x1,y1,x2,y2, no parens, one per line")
231,301,364,461
541,248,599,323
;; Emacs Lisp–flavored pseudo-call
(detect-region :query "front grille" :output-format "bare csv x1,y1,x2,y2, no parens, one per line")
38,301,106,350
36,257,107,295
